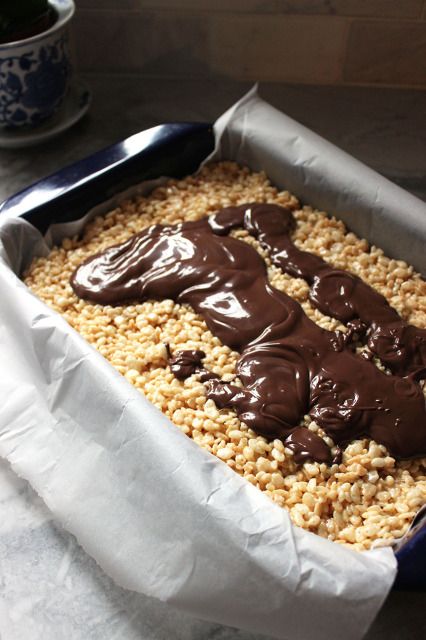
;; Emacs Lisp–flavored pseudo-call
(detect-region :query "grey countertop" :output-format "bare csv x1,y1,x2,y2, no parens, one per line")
0,75,425,640
1,74,426,203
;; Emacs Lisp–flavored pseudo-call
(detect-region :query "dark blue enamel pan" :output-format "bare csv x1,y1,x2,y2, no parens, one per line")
1,121,424,590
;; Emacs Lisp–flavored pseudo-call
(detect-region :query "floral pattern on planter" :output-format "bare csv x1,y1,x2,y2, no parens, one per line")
0,33,70,128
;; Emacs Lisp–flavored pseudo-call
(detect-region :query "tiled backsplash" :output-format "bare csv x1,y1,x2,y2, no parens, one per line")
73,1,426,88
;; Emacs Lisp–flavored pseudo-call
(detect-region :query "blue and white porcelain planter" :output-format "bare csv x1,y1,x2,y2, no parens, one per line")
0,0,74,129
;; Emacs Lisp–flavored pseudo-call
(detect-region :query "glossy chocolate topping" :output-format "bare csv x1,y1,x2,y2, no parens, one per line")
213,204,426,378
169,349,218,382
284,427,332,465
71,204,426,463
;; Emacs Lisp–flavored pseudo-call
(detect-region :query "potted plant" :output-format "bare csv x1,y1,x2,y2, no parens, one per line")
0,0,75,129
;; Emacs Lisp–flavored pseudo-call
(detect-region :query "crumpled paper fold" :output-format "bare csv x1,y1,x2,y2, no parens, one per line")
1,89,413,640
210,86,426,276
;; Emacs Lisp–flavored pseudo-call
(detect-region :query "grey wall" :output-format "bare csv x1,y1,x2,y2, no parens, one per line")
73,1,426,88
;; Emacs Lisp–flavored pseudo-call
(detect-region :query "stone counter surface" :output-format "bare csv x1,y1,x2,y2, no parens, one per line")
1,76,426,203
0,76,425,640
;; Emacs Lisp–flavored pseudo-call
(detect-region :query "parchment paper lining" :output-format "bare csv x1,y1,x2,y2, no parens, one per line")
4,88,425,640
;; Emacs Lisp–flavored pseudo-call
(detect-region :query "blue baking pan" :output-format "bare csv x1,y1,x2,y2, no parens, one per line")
1,121,425,590
0,122,214,231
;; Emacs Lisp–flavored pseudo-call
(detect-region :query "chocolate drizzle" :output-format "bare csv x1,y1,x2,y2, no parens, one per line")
71,204,426,463
213,204,426,378
169,349,217,382
284,427,332,465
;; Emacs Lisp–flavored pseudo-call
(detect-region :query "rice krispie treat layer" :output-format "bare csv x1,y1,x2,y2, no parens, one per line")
24,162,426,551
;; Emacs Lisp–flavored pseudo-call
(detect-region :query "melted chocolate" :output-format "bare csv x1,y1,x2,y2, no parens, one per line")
169,349,217,382
216,203,426,378
284,427,331,465
71,205,426,463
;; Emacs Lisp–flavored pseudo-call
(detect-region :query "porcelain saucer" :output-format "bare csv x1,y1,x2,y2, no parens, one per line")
0,78,91,149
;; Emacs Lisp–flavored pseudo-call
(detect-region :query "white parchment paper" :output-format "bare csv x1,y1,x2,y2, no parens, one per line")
210,86,426,276
1,89,416,640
